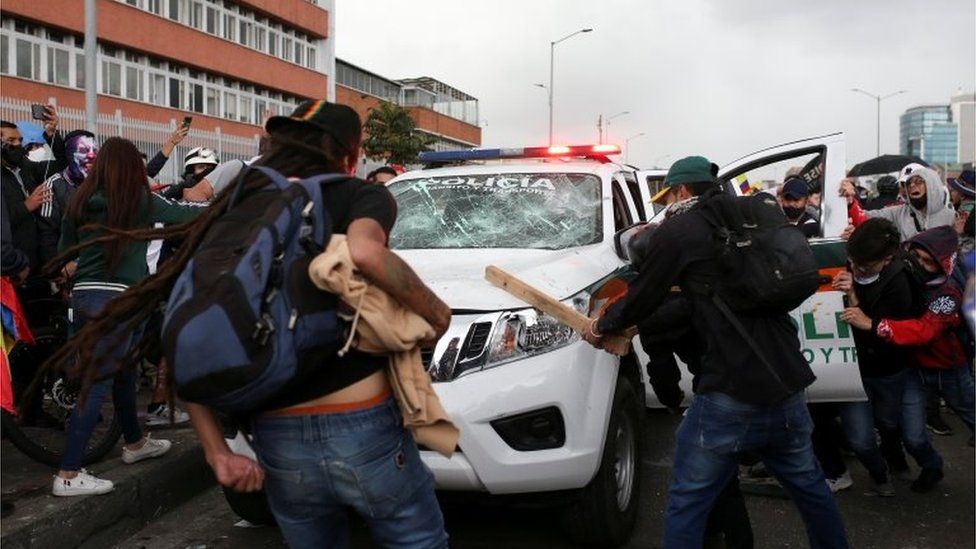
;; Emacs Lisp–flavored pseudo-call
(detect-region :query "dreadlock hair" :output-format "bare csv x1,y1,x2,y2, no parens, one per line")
37,120,361,406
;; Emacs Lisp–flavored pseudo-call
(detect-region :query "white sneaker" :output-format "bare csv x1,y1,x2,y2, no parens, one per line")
122,435,172,464
52,469,114,497
826,471,854,493
145,404,190,427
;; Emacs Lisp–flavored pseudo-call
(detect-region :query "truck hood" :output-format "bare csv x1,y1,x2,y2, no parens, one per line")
395,246,622,311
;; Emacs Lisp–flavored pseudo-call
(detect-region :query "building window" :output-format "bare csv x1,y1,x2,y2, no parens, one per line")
1,35,8,74
102,60,122,95
75,53,85,88
238,20,251,46
15,39,40,80
240,96,253,123
169,77,182,108
125,65,144,100
206,86,219,116
191,83,203,112
168,0,179,21
306,46,315,69
149,73,166,104
205,5,217,33
282,37,293,62
223,13,236,41
47,47,70,86
147,0,163,15
190,1,204,28
224,91,237,120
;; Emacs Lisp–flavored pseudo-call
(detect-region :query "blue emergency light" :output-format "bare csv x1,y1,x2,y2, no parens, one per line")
418,144,621,163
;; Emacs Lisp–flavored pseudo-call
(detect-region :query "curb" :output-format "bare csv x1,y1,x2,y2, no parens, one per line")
1,431,214,549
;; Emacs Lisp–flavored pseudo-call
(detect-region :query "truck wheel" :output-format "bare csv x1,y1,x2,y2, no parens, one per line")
222,487,277,526
561,375,643,546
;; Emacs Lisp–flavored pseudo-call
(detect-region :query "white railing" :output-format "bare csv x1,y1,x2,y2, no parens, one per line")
1,96,260,184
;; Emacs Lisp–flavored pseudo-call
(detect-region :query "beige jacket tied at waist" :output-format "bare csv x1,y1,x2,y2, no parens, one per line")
308,235,459,458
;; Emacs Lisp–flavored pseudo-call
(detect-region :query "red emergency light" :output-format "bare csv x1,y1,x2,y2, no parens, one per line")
418,144,622,163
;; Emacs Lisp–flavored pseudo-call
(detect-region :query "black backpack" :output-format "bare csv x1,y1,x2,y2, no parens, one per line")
697,191,821,314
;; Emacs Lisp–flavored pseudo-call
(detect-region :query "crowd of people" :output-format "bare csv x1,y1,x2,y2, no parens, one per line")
1,97,974,548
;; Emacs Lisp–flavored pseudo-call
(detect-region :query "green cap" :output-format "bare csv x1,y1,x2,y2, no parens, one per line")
664,156,719,186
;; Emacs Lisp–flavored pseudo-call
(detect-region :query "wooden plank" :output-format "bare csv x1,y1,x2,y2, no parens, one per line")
484,265,633,356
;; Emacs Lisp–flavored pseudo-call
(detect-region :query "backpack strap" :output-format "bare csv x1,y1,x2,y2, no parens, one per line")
710,293,790,394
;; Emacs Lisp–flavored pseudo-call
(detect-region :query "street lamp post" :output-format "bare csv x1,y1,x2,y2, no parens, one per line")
850,88,907,157
548,28,592,146
624,132,645,164
599,110,629,144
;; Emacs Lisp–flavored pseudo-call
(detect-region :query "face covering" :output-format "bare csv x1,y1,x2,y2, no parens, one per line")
1,143,26,166
65,135,98,184
783,206,805,221
27,145,54,163
909,195,927,210
853,272,881,285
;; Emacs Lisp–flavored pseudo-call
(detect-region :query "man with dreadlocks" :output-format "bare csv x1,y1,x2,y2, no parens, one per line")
46,101,453,547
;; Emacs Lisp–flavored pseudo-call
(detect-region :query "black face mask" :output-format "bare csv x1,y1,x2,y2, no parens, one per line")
1,143,26,166
783,206,805,221
910,195,927,210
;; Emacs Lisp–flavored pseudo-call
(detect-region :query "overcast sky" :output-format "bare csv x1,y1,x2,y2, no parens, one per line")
336,0,975,169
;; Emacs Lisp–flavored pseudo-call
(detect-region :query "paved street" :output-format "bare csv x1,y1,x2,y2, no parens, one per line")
116,410,975,549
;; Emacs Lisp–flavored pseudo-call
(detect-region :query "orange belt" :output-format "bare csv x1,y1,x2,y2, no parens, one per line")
264,390,392,417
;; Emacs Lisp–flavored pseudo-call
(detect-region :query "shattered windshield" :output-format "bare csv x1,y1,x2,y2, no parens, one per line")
388,172,603,250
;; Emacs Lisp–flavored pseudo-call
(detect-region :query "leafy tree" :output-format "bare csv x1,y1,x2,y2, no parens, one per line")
362,101,434,165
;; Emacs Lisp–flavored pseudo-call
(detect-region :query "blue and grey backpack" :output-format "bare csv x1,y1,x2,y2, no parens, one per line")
162,165,346,414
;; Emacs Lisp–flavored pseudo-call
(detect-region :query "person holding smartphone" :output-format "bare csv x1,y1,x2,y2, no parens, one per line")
144,122,191,181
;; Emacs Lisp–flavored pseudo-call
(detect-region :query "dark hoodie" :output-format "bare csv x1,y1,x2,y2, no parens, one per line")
876,226,965,370
850,252,925,378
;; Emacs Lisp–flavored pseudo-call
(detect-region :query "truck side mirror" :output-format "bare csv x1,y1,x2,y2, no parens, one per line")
613,221,649,262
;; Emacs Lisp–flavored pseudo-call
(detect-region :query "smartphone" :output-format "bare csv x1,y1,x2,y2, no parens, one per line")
31,104,49,121
182,116,193,128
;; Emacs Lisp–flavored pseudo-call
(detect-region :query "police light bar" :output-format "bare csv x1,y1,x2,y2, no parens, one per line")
418,144,621,163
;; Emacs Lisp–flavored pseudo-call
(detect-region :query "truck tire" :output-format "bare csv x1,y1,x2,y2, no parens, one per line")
561,375,643,546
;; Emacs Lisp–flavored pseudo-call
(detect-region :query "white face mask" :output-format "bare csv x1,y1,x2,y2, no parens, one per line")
27,145,54,163
854,273,881,285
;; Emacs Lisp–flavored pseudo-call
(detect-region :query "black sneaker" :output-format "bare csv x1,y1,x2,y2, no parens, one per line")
926,414,954,436
910,468,944,493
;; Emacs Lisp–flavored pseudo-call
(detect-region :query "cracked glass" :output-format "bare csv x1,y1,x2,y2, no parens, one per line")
388,173,603,250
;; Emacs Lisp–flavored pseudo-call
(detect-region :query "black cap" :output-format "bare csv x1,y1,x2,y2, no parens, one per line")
781,177,810,199
265,100,361,154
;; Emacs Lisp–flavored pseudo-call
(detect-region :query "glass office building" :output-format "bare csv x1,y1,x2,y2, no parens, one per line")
900,105,958,165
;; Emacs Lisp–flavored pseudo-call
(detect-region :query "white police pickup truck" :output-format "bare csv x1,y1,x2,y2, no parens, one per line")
385,134,863,546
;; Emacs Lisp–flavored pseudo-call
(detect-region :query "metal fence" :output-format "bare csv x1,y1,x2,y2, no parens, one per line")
1,96,261,184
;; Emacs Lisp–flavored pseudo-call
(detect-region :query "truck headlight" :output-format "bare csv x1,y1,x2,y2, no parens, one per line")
484,291,590,370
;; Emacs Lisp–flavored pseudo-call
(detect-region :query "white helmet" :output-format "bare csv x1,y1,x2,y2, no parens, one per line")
183,147,219,170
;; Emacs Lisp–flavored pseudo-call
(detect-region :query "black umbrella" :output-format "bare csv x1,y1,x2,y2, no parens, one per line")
848,155,930,177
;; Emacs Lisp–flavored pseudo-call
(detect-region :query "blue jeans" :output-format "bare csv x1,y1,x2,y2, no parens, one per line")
250,398,448,549
61,289,144,471
916,367,975,432
839,371,906,484
664,392,848,549
902,370,948,471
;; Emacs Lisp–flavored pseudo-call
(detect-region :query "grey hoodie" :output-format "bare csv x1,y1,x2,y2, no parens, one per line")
863,166,955,239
